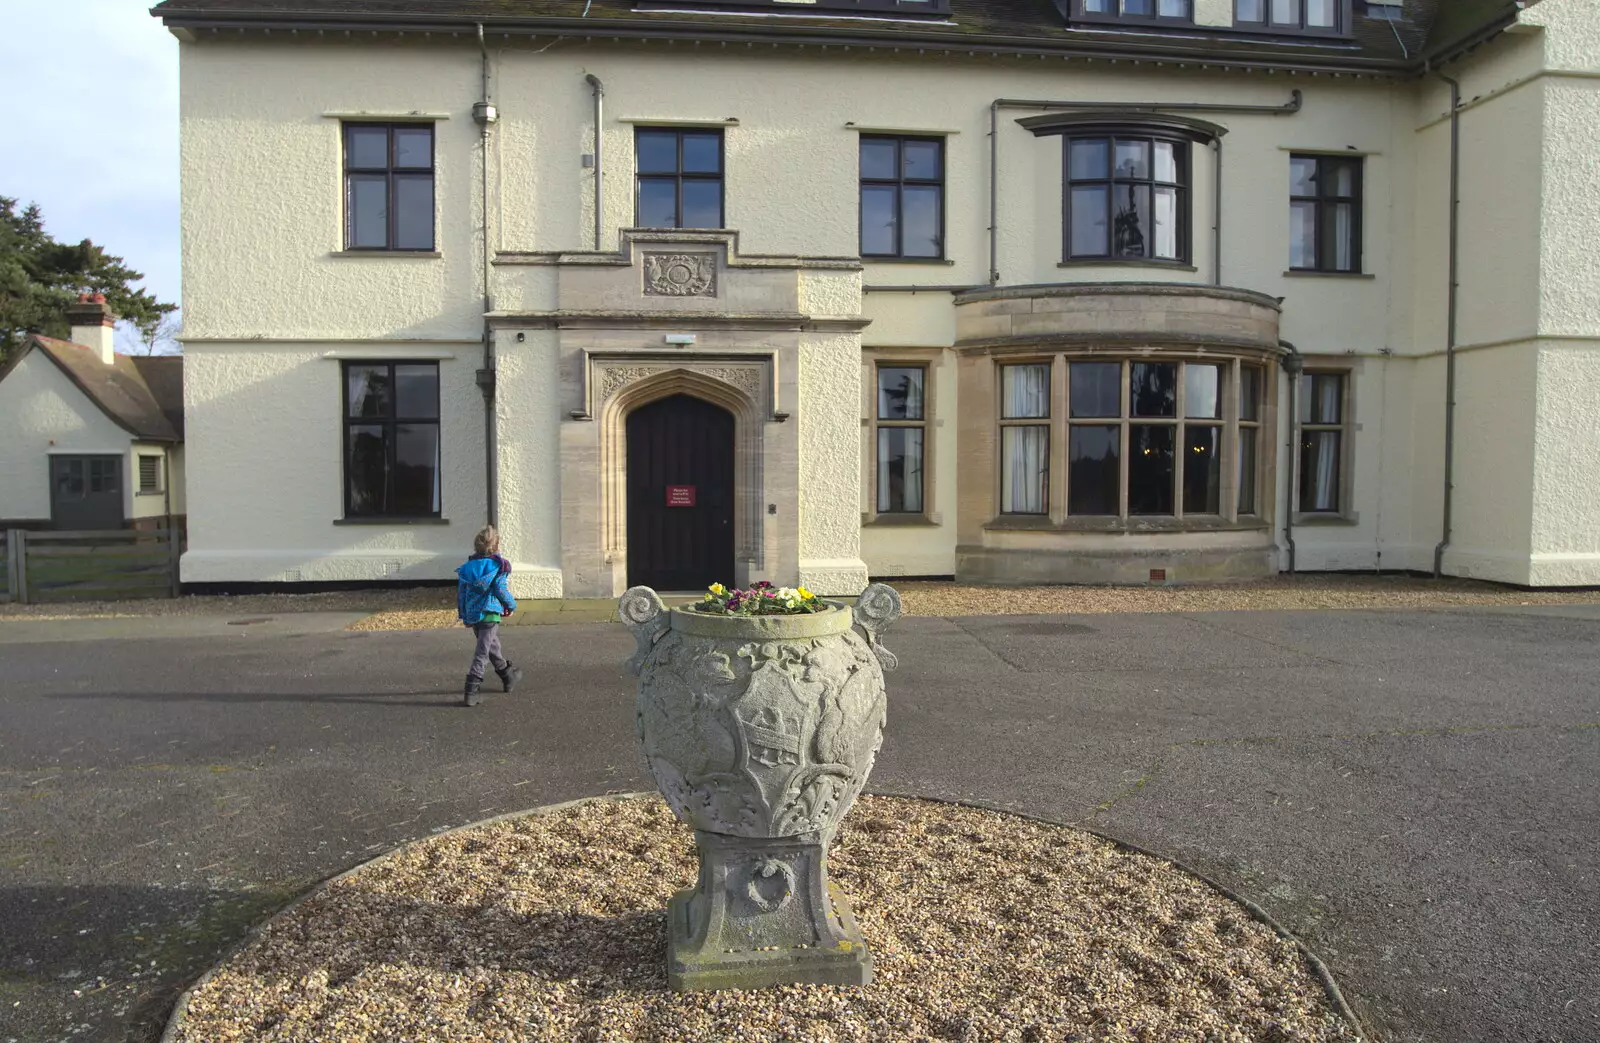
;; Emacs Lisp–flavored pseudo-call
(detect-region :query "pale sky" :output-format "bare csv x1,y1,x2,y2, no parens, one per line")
1,0,180,350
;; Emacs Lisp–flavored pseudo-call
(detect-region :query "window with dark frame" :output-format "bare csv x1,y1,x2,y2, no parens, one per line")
1290,154,1363,273
875,365,927,514
860,136,945,260
1065,134,1189,264
1236,0,1343,32
1298,371,1345,514
343,361,442,519
343,123,435,251
1000,363,1051,515
138,455,162,494
636,128,724,230
1077,0,1195,24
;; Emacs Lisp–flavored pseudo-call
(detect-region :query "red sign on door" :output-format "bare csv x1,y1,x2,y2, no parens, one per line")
666,485,696,507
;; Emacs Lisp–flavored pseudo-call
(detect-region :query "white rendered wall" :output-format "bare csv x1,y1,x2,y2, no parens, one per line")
178,343,486,583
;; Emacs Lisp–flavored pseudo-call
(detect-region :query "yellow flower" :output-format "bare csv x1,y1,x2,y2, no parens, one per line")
709,583,726,596
797,587,814,600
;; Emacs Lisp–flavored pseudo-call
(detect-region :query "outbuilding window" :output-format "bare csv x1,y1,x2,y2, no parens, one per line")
137,455,163,494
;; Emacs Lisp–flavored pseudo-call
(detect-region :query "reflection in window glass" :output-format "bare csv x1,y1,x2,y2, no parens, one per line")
1070,362,1121,418
878,428,924,513
1131,362,1177,418
1184,425,1222,514
1129,425,1175,515
1069,425,1120,515
877,367,925,420
1238,427,1258,513
860,136,943,259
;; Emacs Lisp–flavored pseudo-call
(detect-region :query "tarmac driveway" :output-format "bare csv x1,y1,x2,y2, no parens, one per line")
0,604,1596,1043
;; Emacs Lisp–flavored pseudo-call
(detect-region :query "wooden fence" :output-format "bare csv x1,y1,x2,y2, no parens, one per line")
3,528,182,604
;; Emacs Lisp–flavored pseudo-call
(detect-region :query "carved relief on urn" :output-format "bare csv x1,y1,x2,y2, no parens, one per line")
620,584,901,991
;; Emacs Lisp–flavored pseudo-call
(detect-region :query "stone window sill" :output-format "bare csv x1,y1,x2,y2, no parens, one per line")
334,516,451,526
985,515,1270,534
862,513,942,528
1058,259,1198,272
864,258,957,266
330,250,442,259
1283,269,1375,280
135,490,165,497
1292,512,1360,526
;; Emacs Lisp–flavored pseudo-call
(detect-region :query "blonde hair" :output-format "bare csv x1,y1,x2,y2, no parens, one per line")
473,525,499,557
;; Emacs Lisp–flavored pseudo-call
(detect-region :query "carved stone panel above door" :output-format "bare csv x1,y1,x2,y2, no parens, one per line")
644,253,718,298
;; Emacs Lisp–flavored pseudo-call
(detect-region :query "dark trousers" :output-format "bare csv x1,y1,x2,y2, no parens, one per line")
467,622,508,682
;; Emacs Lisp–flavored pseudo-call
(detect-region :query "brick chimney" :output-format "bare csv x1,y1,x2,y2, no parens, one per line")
66,293,116,365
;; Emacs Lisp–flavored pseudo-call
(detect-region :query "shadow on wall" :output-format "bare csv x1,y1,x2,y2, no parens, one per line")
181,329,487,586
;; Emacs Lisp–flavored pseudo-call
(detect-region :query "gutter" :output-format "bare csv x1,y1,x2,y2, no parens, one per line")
1431,70,1461,579
1278,339,1303,574
585,74,605,251
986,91,1301,286
151,11,1407,76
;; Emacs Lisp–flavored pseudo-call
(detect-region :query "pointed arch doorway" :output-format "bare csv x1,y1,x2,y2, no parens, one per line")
626,393,736,591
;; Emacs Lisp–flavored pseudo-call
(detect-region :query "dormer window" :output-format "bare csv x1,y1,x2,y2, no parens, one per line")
1235,0,1348,34
634,0,949,14
1075,0,1194,25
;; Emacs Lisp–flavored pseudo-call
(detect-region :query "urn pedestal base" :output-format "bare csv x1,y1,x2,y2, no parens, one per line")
666,829,873,991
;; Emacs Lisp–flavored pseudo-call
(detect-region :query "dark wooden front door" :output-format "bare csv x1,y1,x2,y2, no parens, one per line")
626,394,735,591
50,455,124,531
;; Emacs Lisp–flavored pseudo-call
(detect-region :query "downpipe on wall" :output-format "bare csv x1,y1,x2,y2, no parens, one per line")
1431,71,1461,579
986,90,1302,287
586,74,605,251
1279,340,1303,574
474,23,501,527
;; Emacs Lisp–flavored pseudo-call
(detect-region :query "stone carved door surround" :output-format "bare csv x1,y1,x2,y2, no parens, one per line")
596,358,771,593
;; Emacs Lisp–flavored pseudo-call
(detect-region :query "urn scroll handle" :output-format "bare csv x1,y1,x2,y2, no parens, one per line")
619,586,670,676
851,583,902,673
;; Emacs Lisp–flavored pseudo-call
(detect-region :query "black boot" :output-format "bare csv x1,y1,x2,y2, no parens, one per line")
463,677,483,707
497,662,524,694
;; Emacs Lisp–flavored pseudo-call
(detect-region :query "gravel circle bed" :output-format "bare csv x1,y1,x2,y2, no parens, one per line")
166,795,1358,1043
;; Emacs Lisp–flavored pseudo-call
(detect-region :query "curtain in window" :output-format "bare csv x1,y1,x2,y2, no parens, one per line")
1003,365,1049,417
1003,427,1048,514
1305,432,1339,511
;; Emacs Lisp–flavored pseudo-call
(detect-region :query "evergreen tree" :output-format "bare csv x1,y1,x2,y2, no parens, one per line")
0,196,176,361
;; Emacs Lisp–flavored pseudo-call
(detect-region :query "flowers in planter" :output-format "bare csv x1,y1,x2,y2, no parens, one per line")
694,580,824,615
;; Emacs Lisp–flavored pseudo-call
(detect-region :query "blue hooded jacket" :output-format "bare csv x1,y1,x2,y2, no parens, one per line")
457,555,516,626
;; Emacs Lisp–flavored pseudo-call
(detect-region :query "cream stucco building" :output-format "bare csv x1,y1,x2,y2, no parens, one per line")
153,0,1600,596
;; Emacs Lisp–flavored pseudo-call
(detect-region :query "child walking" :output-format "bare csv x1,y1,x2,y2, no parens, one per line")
456,525,522,707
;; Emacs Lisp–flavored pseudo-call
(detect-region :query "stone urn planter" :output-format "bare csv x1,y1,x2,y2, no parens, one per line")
620,583,901,991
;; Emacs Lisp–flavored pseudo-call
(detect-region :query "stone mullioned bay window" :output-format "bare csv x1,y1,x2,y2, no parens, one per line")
995,356,1267,525
954,283,1283,585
